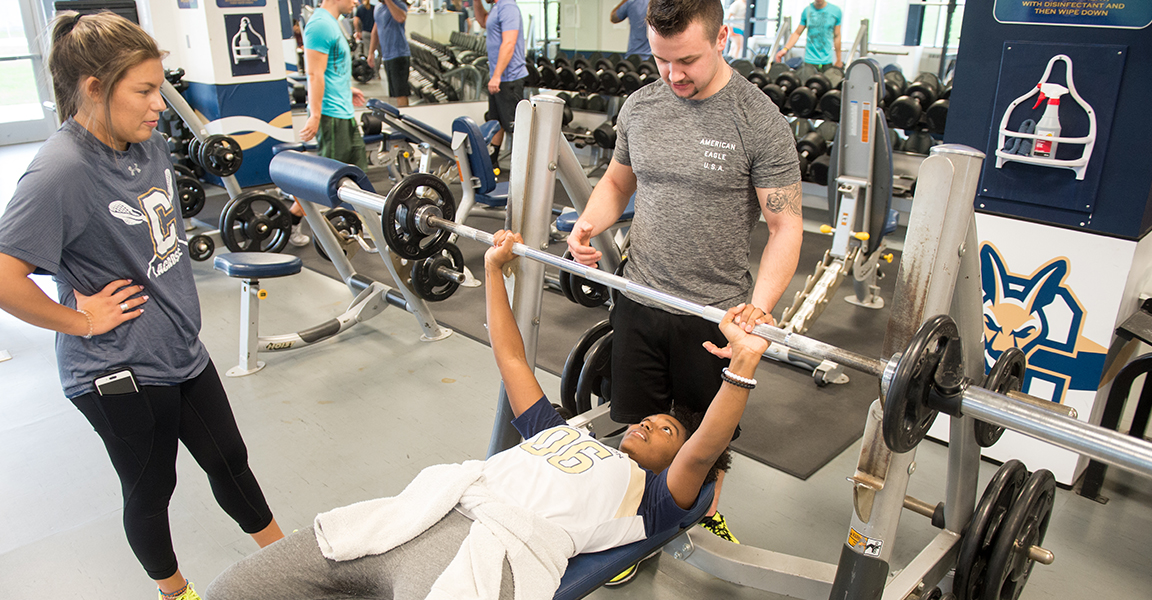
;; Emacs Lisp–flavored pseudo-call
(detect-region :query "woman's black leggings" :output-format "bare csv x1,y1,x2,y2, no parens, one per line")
71,360,274,580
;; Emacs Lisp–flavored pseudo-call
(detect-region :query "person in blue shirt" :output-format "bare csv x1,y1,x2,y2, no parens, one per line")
774,0,842,69
473,0,527,168
302,0,368,168
369,0,411,107
610,0,651,59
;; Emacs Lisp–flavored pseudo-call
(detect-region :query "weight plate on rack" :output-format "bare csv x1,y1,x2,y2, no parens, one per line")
313,207,364,262
975,347,1027,448
188,234,215,262
560,320,612,417
559,251,610,308
410,242,464,302
198,134,244,178
176,176,206,218
381,172,457,260
882,314,964,453
218,190,292,253
982,469,1056,600
954,459,1028,600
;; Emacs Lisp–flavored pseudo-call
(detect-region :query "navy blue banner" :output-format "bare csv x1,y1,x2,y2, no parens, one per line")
994,0,1151,29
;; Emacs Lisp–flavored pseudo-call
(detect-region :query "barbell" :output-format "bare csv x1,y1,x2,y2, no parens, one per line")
266,152,1152,478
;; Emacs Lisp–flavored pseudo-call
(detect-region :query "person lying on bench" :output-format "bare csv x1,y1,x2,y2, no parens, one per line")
205,230,767,600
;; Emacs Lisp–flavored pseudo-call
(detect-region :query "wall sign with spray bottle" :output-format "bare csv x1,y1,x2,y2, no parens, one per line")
994,54,1097,180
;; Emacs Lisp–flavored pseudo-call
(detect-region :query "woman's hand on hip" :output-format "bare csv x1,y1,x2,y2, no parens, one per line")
74,279,148,335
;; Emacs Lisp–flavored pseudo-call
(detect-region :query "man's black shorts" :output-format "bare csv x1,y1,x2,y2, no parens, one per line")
487,77,525,133
383,56,411,98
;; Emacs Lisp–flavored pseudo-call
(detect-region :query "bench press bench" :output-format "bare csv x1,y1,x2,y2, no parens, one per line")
554,481,714,600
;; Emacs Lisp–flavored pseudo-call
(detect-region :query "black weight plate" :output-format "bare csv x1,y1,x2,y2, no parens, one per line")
570,94,588,110
576,332,613,414
587,94,608,112
410,242,464,301
747,68,768,88
882,314,963,453
176,176,206,218
553,55,571,70
804,73,832,96
975,347,1027,447
560,251,610,307
775,71,801,93
595,58,615,72
573,57,590,71
560,320,612,416
188,234,214,262
577,68,599,92
381,172,457,260
172,163,196,179
313,207,363,262
199,134,244,178
619,71,641,94
888,96,923,130
730,58,754,78
615,60,634,74
219,190,292,253
983,469,1056,600
926,98,949,135
955,459,1028,600
361,112,383,136
637,60,658,77
808,154,830,186
524,61,541,87
593,121,616,149
557,266,577,304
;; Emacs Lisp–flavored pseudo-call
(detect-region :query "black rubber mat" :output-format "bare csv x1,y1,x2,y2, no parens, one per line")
198,178,899,480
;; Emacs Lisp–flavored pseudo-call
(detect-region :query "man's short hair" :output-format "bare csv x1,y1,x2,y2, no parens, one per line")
669,405,731,485
646,0,725,40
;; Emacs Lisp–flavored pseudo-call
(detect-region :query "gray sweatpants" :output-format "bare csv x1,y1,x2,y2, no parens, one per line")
206,512,513,599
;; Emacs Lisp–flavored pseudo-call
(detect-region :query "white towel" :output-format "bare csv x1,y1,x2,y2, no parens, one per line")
314,461,574,600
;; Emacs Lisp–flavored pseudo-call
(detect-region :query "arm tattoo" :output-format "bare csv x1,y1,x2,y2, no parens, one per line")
763,182,803,217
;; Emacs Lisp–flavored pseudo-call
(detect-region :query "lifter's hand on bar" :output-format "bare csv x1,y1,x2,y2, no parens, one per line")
705,304,770,360
735,303,774,332
485,230,521,272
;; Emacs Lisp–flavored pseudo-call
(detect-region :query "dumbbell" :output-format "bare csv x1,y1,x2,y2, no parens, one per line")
795,131,828,182
593,119,616,149
888,72,941,130
925,85,950,134
788,68,843,118
586,94,609,112
903,130,937,155
746,68,769,89
882,70,907,108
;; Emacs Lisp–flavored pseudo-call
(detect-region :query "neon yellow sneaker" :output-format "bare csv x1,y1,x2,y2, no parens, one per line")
604,563,638,586
159,580,202,600
699,512,740,544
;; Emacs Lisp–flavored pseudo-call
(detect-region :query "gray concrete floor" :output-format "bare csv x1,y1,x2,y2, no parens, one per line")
2,141,1151,598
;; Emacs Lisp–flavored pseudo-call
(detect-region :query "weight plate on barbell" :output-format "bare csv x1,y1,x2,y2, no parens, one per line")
975,347,1027,448
575,331,613,415
410,242,464,302
381,172,457,260
982,469,1055,600
954,459,1028,600
176,176,206,218
188,234,215,262
560,319,612,417
559,251,610,308
882,314,964,453
313,207,364,262
218,190,292,253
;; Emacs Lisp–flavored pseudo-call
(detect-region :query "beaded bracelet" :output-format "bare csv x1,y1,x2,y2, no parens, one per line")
721,367,756,389
78,308,94,339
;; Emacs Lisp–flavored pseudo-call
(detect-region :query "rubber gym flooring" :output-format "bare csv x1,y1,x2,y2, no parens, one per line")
2,141,1151,598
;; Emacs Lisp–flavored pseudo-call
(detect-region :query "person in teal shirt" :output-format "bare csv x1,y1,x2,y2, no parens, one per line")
774,0,842,69
302,0,368,169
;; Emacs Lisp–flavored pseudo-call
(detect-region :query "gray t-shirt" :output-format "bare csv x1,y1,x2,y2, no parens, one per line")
0,119,209,397
613,73,799,311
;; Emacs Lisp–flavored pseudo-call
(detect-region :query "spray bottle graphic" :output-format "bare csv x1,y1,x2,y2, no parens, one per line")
1030,83,1067,159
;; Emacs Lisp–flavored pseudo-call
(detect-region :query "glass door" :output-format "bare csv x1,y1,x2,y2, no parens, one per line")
1,0,56,145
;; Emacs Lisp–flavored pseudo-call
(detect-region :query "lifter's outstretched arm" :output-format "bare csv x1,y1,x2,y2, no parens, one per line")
484,231,545,418
665,305,769,508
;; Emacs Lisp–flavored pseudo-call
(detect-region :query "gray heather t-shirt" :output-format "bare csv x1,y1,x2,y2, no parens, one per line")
0,119,209,397
614,73,799,311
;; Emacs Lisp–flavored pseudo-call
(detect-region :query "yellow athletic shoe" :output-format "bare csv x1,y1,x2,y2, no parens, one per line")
699,512,740,544
604,563,638,586
159,580,202,600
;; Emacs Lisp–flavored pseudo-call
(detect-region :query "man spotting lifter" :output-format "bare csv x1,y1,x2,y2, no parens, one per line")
567,0,803,546
205,231,767,599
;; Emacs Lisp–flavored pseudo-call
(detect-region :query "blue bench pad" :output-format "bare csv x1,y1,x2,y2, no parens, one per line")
213,253,302,279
